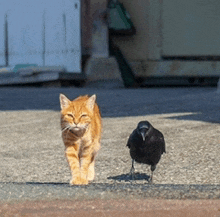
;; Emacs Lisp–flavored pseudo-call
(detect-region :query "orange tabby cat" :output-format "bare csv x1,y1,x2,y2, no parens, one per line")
60,94,102,185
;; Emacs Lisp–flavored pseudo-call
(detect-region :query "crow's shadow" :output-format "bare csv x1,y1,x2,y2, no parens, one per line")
107,173,150,182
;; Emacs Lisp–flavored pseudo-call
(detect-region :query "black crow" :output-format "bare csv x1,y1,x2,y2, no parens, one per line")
126,121,166,183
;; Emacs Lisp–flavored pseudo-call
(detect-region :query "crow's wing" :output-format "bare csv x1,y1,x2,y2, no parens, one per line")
160,136,166,154
126,130,137,149
153,129,166,154
155,130,166,154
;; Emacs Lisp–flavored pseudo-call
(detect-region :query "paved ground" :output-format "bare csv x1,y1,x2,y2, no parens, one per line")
0,86,220,216
0,199,220,217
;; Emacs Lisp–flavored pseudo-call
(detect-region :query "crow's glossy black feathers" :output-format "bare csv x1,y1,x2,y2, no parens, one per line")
126,121,166,182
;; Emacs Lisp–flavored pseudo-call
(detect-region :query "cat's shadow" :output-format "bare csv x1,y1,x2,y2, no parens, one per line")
107,173,150,182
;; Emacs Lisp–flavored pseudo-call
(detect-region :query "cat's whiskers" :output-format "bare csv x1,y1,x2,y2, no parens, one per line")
80,123,89,130
62,124,72,133
62,125,74,140
62,123,82,133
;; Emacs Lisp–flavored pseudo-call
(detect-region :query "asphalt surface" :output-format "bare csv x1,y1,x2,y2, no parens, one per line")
0,86,220,202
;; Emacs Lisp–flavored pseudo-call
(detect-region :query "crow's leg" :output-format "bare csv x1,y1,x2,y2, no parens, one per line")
129,159,135,180
149,165,156,183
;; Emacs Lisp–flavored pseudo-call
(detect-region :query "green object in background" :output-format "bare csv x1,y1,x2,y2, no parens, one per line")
13,64,37,73
108,0,136,36
108,0,136,87
109,40,136,88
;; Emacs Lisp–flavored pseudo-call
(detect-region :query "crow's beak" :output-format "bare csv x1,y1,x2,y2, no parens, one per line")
140,131,145,141
139,127,147,141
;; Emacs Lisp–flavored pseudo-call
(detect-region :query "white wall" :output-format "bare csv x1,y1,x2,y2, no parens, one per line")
1,0,81,72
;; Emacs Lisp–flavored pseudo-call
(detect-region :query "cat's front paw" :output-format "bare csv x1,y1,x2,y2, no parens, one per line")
70,176,82,185
80,177,89,185
70,177,88,185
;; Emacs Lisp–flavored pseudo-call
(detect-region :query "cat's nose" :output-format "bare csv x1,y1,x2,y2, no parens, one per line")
74,120,79,125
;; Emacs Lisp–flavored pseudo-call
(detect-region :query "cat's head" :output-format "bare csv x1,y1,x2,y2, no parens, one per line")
60,94,96,137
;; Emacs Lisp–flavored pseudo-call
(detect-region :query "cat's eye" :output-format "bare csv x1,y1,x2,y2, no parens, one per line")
67,113,74,118
81,114,87,118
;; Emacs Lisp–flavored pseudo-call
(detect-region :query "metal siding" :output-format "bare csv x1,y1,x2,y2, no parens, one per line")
44,0,81,72
1,0,81,72
0,1,6,66
7,0,43,66
162,0,220,56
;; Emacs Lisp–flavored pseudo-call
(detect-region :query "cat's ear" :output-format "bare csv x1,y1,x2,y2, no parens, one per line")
60,94,70,110
87,94,96,111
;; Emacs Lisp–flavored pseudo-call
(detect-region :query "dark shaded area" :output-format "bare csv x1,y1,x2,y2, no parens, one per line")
25,182,70,186
0,87,219,124
139,76,219,87
163,55,220,61
0,72,86,87
107,172,150,182
0,182,220,200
